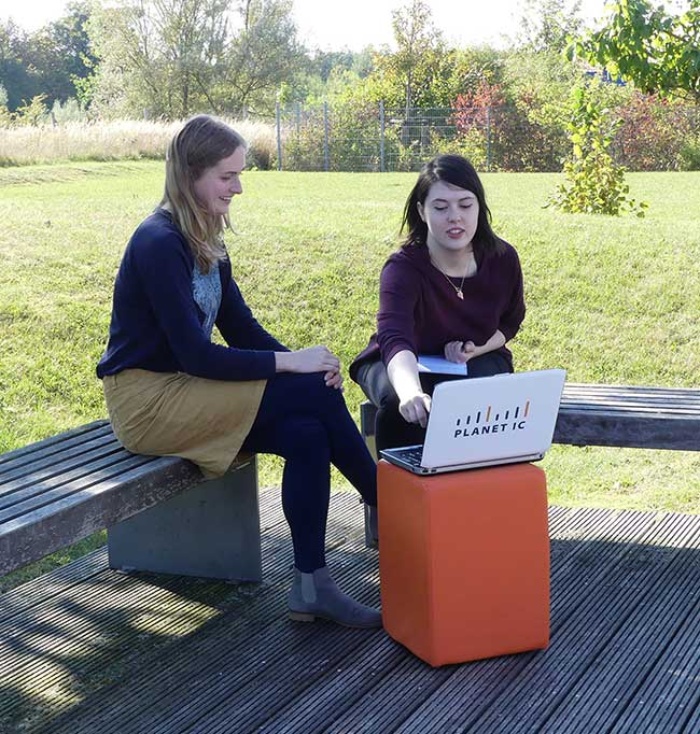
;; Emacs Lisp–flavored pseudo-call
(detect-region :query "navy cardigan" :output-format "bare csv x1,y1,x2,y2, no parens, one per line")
97,209,287,382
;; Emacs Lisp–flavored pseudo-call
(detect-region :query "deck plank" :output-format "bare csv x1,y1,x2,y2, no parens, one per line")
0,489,698,734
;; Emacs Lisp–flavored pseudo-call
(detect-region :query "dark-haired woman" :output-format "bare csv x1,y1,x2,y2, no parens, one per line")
350,154,525,453
97,115,381,629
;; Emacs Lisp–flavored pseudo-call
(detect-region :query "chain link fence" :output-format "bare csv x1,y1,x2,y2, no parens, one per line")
274,101,700,173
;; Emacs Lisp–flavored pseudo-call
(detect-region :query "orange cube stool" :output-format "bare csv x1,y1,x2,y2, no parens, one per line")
378,460,550,667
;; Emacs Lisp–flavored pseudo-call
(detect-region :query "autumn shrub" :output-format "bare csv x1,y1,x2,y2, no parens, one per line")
615,93,699,171
450,82,566,172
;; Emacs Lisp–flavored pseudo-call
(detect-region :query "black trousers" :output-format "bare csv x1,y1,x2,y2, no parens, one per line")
355,351,512,453
241,372,377,573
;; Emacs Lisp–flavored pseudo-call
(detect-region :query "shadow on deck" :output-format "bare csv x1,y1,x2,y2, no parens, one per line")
1,489,698,733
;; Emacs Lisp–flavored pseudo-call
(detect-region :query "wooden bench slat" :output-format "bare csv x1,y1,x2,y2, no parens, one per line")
0,454,202,575
561,391,699,403
0,449,135,513
0,432,121,489
0,442,127,505
562,392,700,405
0,420,112,468
563,383,700,396
561,395,700,413
561,405,700,418
0,453,155,524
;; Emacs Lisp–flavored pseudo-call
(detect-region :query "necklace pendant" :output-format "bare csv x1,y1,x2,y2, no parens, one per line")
456,289,464,300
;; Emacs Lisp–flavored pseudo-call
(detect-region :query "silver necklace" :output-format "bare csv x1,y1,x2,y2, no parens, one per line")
431,252,475,300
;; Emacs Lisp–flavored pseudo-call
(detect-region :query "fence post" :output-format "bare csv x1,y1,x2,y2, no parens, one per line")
486,106,492,172
276,101,282,172
379,100,385,172
323,101,330,172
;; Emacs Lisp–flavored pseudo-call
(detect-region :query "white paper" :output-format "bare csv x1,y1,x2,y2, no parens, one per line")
417,354,468,376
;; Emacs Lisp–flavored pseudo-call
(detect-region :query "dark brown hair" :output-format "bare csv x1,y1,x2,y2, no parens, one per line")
401,154,503,256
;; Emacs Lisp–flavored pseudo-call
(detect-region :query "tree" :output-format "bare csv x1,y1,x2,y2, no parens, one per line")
0,21,38,111
515,0,583,53
87,0,304,120
387,0,444,114
24,2,96,109
577,0,700,102
87,0,231,119
0,4,95,113
220,0,306,116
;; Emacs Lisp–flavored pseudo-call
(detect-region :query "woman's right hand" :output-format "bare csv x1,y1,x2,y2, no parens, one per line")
398,392,432,428
387,350,431,427
276,346,340,374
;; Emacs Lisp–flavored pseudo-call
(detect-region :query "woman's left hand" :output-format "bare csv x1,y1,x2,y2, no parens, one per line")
324,369,344,390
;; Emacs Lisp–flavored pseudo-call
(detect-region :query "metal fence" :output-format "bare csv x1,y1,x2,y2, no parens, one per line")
273,101,700,173
275,101,568,173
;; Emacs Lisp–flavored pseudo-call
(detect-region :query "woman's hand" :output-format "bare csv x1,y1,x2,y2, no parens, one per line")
444,340,477,363
324,368,344,391
276,346,340,375
398,392,432,428
445,331,506,364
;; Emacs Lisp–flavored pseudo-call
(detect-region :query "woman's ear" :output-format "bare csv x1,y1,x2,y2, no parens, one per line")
416,201,425,222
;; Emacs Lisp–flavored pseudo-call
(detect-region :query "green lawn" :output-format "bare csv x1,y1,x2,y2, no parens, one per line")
1,163,699,523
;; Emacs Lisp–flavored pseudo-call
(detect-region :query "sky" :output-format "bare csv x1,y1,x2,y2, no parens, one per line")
1,0,609,50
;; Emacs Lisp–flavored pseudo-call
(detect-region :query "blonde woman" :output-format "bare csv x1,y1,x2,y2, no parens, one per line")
97,115,380,629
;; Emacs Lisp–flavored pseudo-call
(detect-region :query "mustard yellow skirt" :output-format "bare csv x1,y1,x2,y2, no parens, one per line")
102,369,267,478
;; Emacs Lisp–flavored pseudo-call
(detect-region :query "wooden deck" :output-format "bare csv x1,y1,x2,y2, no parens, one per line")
1,488,698,733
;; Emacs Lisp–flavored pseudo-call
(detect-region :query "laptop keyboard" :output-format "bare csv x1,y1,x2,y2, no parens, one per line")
393,446,424,466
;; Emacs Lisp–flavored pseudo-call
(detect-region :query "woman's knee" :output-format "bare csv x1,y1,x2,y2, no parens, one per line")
280,416,331,458
467,352,511,378
356,360,398,410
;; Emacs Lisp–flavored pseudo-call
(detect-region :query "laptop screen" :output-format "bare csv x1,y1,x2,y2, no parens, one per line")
420,369,566,470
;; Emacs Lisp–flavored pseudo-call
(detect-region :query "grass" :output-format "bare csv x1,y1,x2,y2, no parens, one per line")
1,163,699,589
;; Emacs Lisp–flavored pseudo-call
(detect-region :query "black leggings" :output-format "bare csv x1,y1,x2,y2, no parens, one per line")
355,352,512,453
241,372,377,573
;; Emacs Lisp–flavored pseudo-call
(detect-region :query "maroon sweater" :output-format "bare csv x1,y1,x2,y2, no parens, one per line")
350,241,525,379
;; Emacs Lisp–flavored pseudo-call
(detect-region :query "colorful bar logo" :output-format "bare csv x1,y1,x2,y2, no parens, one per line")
453,400,530,438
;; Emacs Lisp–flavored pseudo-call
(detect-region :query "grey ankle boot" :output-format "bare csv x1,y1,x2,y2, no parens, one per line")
287,567,382,629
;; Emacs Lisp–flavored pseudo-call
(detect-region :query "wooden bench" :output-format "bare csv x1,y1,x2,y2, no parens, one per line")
0,419,262,581
360,383,700,544
360,383,700,453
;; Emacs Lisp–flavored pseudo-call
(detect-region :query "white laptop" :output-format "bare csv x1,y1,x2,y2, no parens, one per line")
380,369,566,475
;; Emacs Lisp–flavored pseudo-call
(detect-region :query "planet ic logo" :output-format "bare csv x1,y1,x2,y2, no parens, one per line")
453,400,530,438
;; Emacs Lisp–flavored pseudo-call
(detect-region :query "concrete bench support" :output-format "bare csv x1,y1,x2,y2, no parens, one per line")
108,457,262,582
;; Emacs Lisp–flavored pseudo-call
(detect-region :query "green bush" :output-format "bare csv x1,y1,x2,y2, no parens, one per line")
679,140,700,171
549,82,646,217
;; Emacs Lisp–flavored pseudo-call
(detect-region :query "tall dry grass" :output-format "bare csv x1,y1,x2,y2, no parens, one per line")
0,118,278,168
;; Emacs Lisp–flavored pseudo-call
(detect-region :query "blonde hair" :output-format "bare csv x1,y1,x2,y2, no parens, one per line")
161,115,246,271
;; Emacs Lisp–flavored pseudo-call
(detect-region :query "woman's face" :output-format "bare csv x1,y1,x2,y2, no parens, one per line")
193,147,246,217
417,180,479,254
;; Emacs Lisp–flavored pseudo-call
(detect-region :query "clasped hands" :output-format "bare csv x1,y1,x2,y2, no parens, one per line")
444,340,478,363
